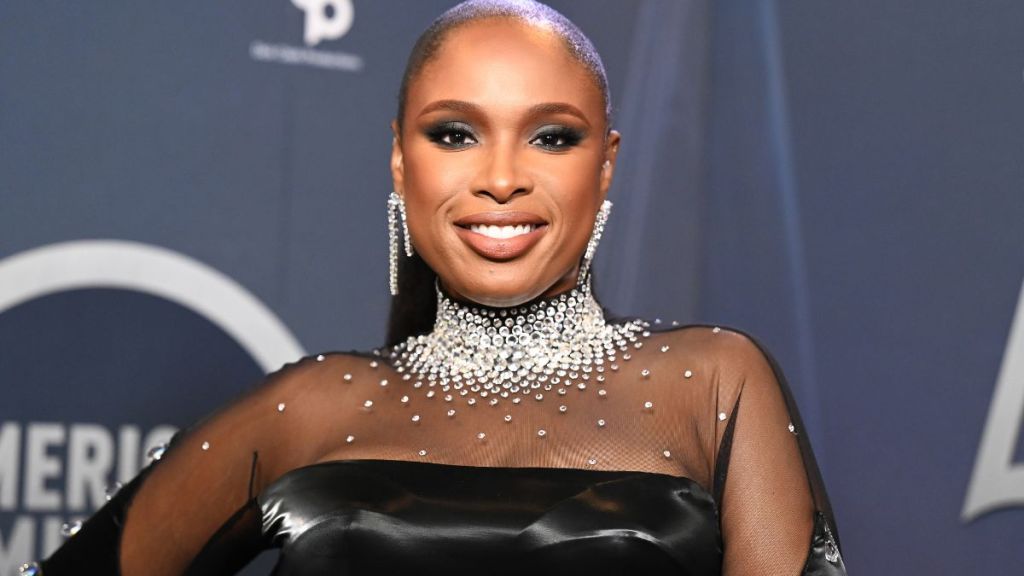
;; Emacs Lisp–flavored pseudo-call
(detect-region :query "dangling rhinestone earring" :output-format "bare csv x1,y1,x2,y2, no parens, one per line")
388,191,414,296
578,200,612,285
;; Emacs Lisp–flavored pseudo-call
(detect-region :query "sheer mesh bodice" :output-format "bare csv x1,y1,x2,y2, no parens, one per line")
37,314,846,575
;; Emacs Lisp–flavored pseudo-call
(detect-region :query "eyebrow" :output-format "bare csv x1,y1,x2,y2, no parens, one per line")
417,99,591,125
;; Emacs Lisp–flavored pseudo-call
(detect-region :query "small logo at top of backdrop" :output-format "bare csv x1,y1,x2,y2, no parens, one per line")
293,0,354,46
250,0,363,73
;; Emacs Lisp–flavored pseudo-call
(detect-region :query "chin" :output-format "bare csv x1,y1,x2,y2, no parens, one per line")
454,274,551,308
470,293,538,308
463,285,543,308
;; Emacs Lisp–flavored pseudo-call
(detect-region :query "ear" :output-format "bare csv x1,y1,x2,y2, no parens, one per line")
390,119,405,196
599,129,621,200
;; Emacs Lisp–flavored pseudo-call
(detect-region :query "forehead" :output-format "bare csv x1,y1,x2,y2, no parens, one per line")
407,19,605,122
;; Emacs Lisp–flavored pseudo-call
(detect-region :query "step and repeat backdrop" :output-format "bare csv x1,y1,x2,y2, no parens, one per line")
2,1,1023,574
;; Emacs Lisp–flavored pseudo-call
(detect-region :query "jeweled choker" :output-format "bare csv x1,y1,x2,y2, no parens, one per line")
388,280,649,407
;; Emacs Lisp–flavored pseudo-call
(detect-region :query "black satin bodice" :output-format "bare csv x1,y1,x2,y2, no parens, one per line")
258,459,722,576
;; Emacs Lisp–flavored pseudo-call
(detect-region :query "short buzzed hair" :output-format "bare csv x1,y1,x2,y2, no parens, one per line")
396,0,611,129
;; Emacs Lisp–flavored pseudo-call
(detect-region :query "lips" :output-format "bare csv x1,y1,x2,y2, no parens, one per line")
453,211,548,261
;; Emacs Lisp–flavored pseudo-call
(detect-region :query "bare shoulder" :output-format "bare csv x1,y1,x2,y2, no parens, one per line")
232,350,384,475
646,323,770,362
643,324,779,396
256,350,378,396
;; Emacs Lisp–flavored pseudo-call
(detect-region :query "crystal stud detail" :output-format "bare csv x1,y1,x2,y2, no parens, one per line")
60,521,82,537
147,443,167,461
104,481,123,501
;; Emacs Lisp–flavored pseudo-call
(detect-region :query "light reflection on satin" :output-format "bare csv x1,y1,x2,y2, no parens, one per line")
258,459,722,575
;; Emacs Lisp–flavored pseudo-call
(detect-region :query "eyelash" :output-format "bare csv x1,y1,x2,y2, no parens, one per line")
424,122,477,149
530,126,584,151
423,122,585,151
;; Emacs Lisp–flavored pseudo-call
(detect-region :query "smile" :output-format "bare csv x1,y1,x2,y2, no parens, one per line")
453,212,549,262
468,224,541,239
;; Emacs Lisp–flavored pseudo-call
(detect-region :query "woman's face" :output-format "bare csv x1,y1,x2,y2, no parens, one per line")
392,19,619,307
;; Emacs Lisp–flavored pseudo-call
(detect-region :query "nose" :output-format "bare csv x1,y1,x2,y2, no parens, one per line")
471,140,532,204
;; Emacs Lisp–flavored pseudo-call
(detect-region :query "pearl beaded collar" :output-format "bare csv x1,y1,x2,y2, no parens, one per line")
388,280,648,408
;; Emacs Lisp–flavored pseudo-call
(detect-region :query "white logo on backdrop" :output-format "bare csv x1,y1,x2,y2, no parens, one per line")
0,240,306,565
0,240,305,372
250,0,363,72
963,278,1024,521
293,0,354,46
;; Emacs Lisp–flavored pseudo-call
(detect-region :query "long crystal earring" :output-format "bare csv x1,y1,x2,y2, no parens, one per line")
578,200,612,286
399,196,413,258
388,191,414,296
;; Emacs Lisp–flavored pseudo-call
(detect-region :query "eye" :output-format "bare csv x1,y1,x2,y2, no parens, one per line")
424,121,478,149
529,126,585,151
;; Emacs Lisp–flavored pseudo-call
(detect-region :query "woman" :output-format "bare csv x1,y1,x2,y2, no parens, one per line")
30,1,847,574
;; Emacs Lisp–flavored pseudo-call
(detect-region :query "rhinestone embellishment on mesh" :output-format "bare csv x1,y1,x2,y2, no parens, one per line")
389,280,647,407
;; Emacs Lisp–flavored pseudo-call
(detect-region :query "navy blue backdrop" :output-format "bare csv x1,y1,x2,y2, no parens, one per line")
2,1,1023,574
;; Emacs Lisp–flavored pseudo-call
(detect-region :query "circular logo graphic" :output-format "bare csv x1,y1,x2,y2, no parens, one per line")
0,239,305,372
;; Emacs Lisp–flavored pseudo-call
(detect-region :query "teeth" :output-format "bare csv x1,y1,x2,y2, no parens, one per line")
468,224,537,239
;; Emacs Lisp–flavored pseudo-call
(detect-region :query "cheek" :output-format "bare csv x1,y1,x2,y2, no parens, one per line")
534,155,603,224
401,151,461,231
404,148,459,197
402,139,489,207
398,153,474,274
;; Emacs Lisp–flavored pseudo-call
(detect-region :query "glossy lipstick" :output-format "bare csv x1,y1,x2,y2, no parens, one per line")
453,211,548,261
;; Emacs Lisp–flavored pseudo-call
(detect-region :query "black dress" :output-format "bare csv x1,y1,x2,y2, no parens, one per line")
39,324,847,575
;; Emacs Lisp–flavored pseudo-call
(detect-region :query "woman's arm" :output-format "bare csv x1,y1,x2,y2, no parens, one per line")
711,330,847,575
35,353,354,575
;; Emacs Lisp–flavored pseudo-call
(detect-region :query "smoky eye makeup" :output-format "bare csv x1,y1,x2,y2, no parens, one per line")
423,120,478,149
420,119,587,152
529,125,586,151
